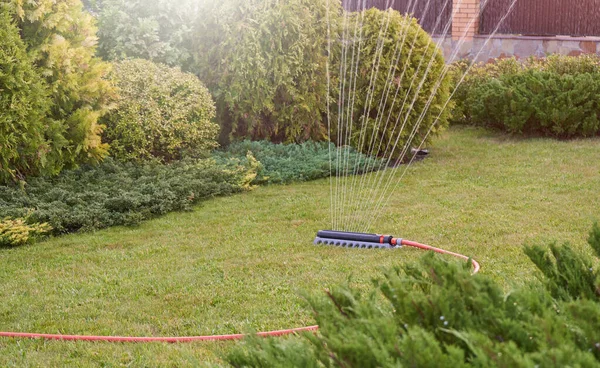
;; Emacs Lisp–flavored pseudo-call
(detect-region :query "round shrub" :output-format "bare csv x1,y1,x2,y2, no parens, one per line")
102,59,219,162
332,9,452,159
194,0,336,144
0,11,51,183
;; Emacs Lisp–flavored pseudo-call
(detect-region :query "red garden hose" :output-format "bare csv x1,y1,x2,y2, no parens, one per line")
0,326,319,343
0,238,478,343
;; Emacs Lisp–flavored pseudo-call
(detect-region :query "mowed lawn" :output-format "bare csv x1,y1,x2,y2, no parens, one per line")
1,127,599,367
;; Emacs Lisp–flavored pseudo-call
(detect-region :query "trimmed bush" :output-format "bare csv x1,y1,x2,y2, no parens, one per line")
7,0,116,170
228,223,600,367
102,59,218,162
0,157,257,235
214,140,383,185
332,9,452,158
451,55,600,138
194,0,335,144
0,11,51,183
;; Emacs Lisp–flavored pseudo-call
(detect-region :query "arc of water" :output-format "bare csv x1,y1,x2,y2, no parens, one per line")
343,0,426,231
353,0,462,232
364,0,519,232
356,0,494,232
326,0,333,230
338,0,395,230
339,0,373,230
342,0,420,231
350,0,457,231
333,6,351,230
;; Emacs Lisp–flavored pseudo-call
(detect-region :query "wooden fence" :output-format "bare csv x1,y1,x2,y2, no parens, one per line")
343,0,600,38
341,0,453,35
480,0,600,37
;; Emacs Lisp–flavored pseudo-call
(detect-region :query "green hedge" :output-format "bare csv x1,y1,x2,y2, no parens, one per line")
228,223,600,367
102,59,218,162
451,55,600,137
194,0,334,144
91,0,197,67
214,140,383,185
0,158,257,235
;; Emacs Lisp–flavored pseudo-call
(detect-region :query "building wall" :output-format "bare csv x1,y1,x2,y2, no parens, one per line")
434,35,600,63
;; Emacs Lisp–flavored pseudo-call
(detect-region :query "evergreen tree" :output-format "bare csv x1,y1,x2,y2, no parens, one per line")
89,0,198,67
5,0,115,172
0,10,51,182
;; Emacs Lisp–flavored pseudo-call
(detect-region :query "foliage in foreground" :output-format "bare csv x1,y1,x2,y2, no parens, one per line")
102,59,218,162
451,55,600,137
214,140,383,185
228,223,600,367
0,157,258,236
332,9,452,159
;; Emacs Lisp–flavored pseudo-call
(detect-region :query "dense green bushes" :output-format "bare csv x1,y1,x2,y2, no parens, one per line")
0,158,257,235
1,0,115,182
8,0,115,167
0,12,51,182
194,0,334,144
452,55,600,137
333,9,451,158
228,223,600,367
89,0,197,67
102,59,218,162
215,140,382,185
0,138,380,243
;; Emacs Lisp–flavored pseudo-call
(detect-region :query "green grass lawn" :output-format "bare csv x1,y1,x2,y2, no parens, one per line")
1,127,599,367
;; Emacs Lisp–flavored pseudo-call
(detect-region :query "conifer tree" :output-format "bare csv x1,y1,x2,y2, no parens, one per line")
0,10,51,182
5,0,115,172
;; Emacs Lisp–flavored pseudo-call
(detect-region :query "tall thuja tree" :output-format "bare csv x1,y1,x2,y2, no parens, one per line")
195,0,339,144
0,11,51,182
90,0,198,67
5,0,115,171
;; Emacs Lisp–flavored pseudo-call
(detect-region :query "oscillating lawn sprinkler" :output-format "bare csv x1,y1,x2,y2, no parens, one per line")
314,230,480,273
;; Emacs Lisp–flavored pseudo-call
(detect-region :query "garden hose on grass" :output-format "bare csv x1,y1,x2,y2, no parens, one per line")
0,231,478,343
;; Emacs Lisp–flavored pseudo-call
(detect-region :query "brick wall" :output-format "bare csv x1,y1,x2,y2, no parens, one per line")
451,0,480,41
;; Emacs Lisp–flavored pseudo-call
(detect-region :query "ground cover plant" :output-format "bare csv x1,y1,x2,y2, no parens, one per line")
0,127,598,366
228,224,600,367
0,157,257,238
214,140,383,185
451,55,600,138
